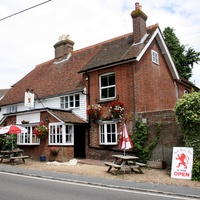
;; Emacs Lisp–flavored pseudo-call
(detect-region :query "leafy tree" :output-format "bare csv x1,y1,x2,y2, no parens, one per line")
174,91,200,180
163,27,200,80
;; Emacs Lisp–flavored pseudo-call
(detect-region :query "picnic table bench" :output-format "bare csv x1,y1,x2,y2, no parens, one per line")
104,155,146,174
10,155,30,164
0,149,29,164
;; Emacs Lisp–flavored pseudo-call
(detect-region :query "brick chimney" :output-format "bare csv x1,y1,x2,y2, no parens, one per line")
54,35,74,62
131,2,148,44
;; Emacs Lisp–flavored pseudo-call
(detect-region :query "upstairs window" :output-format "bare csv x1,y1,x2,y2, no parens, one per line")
100,73,116,100
7,105,17,113
184,89,189,94
60,94,80,109
151,50,159,64
99,122,117,145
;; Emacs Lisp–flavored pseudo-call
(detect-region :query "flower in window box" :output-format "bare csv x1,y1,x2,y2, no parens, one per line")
33,121,48,140
101,114,112,121
109,100,124,119
87,104,102,121
49,146,59,156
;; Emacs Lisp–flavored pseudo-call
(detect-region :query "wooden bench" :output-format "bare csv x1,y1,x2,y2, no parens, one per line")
10,155,30,164
104,162,121,172
136,162,147,167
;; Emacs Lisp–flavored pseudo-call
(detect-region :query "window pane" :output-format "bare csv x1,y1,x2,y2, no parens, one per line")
108,87,115,98
107,134,111,143
101,76,108,87
69,96,74,107
107,124,111,133
65,96,68,108
60,97,64,108
57,125,62,144
109,74,115,85
75,94,80,107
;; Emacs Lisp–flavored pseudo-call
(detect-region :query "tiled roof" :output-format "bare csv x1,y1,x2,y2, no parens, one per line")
0,89,9,100
0,25,158,106
78,24,158,73
48,109,87,124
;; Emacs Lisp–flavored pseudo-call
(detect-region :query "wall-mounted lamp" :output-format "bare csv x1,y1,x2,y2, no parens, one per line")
45,117,49,123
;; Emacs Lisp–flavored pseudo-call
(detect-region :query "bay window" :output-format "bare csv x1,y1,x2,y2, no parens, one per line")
49,123,73,145
17,125,39,145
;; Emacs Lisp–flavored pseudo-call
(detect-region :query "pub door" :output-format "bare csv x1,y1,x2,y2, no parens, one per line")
74,125,86,158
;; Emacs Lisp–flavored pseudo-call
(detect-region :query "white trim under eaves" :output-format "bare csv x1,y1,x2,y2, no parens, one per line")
136,28,180,80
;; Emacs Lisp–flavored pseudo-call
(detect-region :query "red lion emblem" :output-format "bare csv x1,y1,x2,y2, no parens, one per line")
176,153,189,169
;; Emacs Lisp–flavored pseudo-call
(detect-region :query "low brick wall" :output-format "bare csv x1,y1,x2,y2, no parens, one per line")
137,110,184,167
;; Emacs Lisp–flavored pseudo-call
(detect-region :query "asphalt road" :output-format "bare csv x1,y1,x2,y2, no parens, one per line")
0,171,198,200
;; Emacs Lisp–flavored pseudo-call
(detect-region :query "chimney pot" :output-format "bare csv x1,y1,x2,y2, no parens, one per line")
135,2,140,10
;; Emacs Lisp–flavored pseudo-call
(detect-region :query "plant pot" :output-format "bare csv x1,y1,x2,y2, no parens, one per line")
50,150,59,156
147,160,166,169
40,155,46,162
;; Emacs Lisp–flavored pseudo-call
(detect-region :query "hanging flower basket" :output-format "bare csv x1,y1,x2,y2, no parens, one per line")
33,121,48,140
49,147,59,156
109,100,124,119
87,104,102,121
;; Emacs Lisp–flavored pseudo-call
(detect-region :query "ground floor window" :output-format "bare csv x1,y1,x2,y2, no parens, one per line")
17,126,40,145
49,123,74,145
99,122,117,145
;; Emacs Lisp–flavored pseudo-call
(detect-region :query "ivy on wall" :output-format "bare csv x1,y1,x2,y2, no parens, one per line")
131,119,161,163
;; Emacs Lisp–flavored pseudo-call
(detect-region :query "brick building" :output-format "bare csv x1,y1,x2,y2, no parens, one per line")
0,3,198,164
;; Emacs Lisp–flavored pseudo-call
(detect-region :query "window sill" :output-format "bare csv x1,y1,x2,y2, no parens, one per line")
95,118,121,125
97,98,117,104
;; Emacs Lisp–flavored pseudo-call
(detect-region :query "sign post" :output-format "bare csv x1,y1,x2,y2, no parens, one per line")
171,147,193,180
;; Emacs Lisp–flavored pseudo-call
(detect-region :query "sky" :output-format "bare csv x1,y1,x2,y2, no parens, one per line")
0,0,200,89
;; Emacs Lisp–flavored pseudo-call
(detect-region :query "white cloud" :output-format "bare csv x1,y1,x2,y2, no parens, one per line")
0,0,200,88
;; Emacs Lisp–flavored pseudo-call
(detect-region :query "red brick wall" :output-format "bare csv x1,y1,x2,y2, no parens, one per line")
84,38,187,163
134,40,177,112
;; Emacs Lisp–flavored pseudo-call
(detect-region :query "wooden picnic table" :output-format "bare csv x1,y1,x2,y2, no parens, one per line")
104,154,146,174
0,149,29,164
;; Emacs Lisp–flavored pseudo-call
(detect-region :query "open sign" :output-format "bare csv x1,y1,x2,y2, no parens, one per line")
171,147,193,180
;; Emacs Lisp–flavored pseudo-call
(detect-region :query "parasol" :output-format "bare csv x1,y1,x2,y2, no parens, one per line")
119,124,133,156
0,125,27,149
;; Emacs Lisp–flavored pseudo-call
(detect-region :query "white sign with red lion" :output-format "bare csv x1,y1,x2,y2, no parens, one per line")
171,147,193,180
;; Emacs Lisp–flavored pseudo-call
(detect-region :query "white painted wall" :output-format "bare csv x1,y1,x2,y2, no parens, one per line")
0,92,87,122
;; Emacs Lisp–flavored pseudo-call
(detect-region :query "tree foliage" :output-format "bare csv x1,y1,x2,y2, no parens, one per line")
163,27,200,80
174,92,200,180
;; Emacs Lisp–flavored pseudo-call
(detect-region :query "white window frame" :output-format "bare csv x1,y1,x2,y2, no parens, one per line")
49,123,74,145
100,73,116,100
184,89,189,94
7,105,17,113
17,125,40,145
60,94,80,109
99,122,117,145
151,50,159,64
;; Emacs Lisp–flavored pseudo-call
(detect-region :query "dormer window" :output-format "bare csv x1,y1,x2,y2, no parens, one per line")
151,50,159,64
